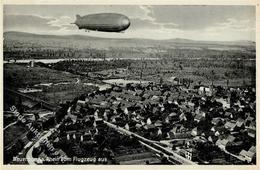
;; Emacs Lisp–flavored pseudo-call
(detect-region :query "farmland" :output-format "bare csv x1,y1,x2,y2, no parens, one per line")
3,31,255,88
4,64,98,107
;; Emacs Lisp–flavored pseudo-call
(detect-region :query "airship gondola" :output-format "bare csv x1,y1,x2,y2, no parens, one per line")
72,13,130,33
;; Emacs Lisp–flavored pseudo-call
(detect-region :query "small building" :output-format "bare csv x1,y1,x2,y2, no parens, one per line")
235,118,245,128
184,148,198,161
169,124,191,139
179,113,187,122
167,76,179,85
191,127,201,136
246,126,256,138
239,146,256,163
154,120,163,127
216,139,229,150
143,124,156,131
224,121,237,131
168,112,179,122
211,117,223,126
194,113,205,123
198,86,213,96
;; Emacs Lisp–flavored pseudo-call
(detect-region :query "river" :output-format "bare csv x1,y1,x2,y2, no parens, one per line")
4,57,160,64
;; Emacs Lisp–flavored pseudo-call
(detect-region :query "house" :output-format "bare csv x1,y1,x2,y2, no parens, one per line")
239,146,256,163
21,100,40,110
165,116,170,124
172,140,186,148
208,135,218,143
168,76,179,85
135,123,142,129
191,127,201,136
168,112,179,121
154,120,163,127
224,121,237,131
214,131,220,136
187,102,195,110
211,117,223,126
193,136,207,143
157,128,163,136
226,135,236,143
194,113,205,123
179,113,187,122
246,125,256,138
216,98,230,109
184,148,198,161
146,118,152,125
65,113,77,123
173,132,192,139
83,133,92,141
245,116,254,126
216,139,229,150
77,100,86,106
248,146,256,155
143,124,156,131
224,111,233,119
235,118,245,128
198,86,212,96
169,124,191,138
124,123,130,130
23,113,36,122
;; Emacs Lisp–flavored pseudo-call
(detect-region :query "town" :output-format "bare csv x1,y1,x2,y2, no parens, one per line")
4,70,256,164
3,5,256,164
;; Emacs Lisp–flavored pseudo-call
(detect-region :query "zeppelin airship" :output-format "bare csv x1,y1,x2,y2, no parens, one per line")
73,13,130,32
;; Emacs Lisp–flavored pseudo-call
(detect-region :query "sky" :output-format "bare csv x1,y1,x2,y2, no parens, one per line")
3,5,256,41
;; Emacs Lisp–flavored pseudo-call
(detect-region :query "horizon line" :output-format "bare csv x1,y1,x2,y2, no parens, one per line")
3,30,256,43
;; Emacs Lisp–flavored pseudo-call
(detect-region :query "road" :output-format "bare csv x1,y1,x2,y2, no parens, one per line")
222,148,245,162
26,123,61,165
160,139,189,147
26,130,53,165
75,78,80,84
4,121,17,130
103,121,196,165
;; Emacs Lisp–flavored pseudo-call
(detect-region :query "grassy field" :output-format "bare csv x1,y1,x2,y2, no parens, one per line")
4,64,98,105
4,124,28,148
128,58,255,87
4,64,79,87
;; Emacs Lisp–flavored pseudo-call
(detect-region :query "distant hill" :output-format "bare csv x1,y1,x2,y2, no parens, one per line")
3,31,255,50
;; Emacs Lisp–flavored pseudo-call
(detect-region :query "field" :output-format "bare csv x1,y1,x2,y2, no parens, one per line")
3,31,255,60
4,64,98,106
4,123,28,148
3,31,256,102
4,64,78,87
127,58,255,87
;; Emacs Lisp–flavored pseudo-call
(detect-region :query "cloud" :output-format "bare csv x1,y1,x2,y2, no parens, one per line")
47,16,72,27
130,18,161,30
142,6,255,31
162,23,179,29
212,18,255,31
3,14,80,33
138,5,155,21
4,15,60,32
3,5,256,41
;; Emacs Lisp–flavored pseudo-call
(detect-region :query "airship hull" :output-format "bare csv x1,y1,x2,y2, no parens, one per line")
74,13,130,32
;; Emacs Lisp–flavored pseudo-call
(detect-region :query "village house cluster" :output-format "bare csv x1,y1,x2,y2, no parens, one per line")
18,80,256,165
58,82,256,164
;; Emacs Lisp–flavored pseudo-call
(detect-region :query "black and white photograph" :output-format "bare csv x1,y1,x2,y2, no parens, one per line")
2,2,258,166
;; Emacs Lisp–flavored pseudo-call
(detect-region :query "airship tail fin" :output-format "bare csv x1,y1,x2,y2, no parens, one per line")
76,14,82,19
71,15,82,24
